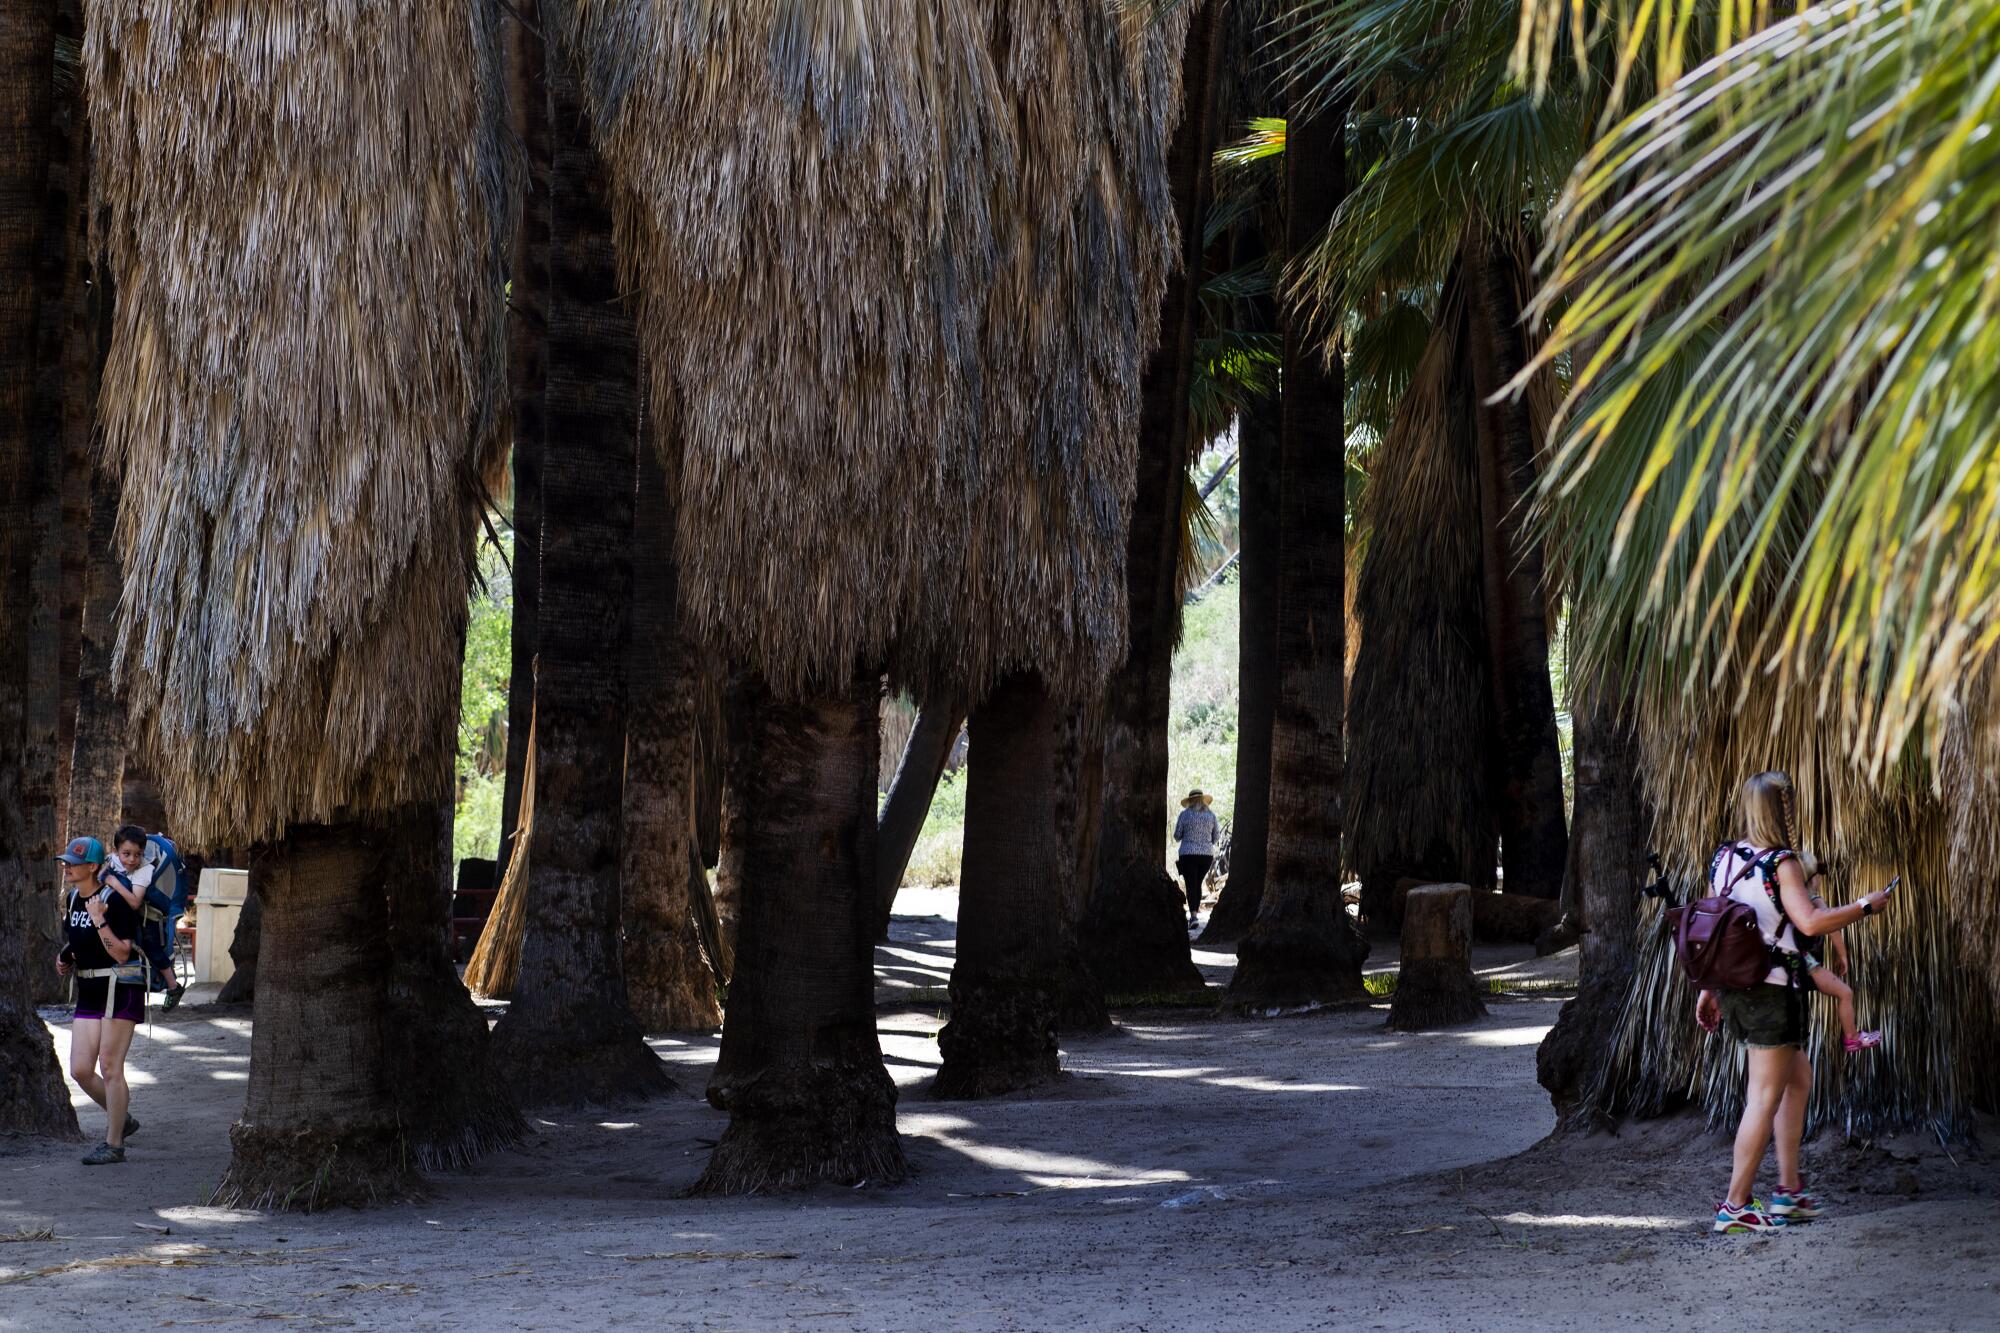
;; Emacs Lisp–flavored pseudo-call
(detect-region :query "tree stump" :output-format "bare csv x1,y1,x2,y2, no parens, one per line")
1387,884,1486,1031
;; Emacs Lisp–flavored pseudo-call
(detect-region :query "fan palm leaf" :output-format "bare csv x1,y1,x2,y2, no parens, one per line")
1528,0,2000,779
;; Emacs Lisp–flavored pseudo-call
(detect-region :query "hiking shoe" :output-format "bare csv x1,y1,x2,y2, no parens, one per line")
81,1142,125,1166
1713,1199,1780,1233
122,1115,140,1141
1769,1186,1824,1221
1843,1030,1882,1053
162,985,185,1012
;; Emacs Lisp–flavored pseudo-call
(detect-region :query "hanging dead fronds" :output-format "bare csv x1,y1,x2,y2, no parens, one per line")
553,0,1187,704
1586,667,2000,1139
1941,667,2000,1017
85,1,515,845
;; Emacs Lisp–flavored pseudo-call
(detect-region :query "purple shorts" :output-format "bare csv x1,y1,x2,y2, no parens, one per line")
75,977,145,1024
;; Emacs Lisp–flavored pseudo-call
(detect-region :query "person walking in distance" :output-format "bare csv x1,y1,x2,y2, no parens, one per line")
1173,789,1220,928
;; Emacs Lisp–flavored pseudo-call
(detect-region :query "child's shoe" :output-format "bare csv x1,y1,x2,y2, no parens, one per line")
1712,1199,1781,1233
1843,1030,1883,1053
1767,1183,1824,1221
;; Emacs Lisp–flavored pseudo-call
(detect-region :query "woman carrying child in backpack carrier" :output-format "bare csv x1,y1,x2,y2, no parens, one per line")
53,836,144,1165
1698,771,1896,1233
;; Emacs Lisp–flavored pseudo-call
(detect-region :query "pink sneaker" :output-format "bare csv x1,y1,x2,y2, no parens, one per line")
1843,1030,1883,1053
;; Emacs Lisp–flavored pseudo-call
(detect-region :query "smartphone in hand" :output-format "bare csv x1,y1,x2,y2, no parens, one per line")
1882,876,1900,896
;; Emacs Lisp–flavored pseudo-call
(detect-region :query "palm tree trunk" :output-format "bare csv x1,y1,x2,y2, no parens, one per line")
53,118,89,839
1345,276,1495,932
875,696,965,936
383,800,526,1168
1536,689,1648,1122
14,0,70,1004
696,674,906,1194
1228,93,1368,1008
487,48,670,1108
1202,393,1278,943
1466,223,1567,900
1052,699,1110,1032
2,2,79,1097
621,436,719,1032
497,0,548,867
214,820,420,1209
66,463,122,838
214,881,261,1006
1085,0,1222,999
936,671,1068,1098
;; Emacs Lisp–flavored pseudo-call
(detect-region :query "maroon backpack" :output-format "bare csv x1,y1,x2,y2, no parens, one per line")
1665,848,1776,990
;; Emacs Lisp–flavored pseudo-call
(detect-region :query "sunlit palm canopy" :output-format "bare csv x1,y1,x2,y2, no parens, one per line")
1518,0,2000,778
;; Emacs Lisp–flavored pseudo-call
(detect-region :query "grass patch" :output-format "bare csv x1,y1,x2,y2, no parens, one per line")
1,1227,55,1244
1361,973,1578,998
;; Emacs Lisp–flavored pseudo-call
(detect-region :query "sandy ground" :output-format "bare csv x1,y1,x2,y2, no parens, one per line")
2,889,1994,1331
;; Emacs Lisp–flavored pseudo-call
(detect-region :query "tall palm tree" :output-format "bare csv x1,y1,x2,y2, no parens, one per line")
874,695,965,937
1228,71,1370,1007
549,0,1007,1188
1518,0,2000,1132
497,0,548,868
1086,0,1223,1000
0,0,80,1141
66,464,121,838
488,48,672,1106
621,428,720,1033
1287,0,1575,908
1345,273,1497,924
932,0,1192,1096
85,0,517,1205
13,0,77,1004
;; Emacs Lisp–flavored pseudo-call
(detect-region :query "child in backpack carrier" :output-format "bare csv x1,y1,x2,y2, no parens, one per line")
1796,852,1883,1054
101,825,188,1011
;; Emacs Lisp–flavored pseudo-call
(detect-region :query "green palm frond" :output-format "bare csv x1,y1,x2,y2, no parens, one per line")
1345,296,1434,443
1283,0,1522,116
1188,329,1281,446
1216,115,1288,171
1530,0,2000,775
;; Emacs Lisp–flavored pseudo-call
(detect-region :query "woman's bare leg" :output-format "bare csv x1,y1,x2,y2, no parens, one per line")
1812,968,1857,1041
69,1018,107,1109
1773,1049,1811,1193
98,1017,136,1148
1727,1046,1792,1206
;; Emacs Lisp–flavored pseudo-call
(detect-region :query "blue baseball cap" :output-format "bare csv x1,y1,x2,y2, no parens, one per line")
54,836,107,866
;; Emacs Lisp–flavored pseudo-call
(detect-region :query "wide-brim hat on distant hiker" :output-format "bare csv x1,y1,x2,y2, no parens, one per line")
1181,789,1212,809
54,835,106,865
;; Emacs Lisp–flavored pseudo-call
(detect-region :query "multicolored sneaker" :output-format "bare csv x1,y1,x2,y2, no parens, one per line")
1768,1185,1825,1221
1844,1030,1882,1053
1713,1199,1781,1233
81,1141,126,1166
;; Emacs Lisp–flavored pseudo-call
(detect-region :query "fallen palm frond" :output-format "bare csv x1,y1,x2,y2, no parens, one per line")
552,0,1186,704
85,2,514,845
466,710,534,1000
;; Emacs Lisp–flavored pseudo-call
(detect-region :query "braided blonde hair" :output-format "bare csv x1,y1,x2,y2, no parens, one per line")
1740,770,1802,852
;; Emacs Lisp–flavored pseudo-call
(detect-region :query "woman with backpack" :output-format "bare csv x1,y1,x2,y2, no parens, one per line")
1698,771,1895,1233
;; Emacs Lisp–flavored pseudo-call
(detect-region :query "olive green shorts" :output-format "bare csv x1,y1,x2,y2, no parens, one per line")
1720,983,1806,1049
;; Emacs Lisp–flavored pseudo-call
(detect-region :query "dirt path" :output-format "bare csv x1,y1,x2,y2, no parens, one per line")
3,894,1993,1331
